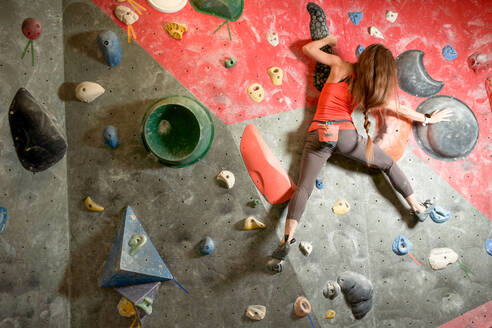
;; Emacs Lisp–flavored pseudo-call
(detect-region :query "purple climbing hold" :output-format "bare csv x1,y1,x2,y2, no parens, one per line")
348,12,363,26
442,45,458,61
356,45,365,57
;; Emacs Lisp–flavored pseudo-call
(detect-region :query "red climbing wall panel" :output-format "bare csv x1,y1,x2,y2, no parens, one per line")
92,0,491,219
438,300,492,328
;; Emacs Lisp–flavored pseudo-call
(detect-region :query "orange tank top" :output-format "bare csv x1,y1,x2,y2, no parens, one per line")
308,73,356,132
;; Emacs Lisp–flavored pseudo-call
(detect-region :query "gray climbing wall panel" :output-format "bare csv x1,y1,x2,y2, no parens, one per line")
0,0,70,327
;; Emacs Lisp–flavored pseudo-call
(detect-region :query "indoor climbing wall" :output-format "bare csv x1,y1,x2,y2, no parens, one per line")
93,0,492,221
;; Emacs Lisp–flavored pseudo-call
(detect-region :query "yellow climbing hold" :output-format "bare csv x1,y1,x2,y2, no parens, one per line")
325,309,336,319
84,196,104,212
267,67,283,86
243,216,266,230
332,197,350,215
117,297,136,317
164,22,187,40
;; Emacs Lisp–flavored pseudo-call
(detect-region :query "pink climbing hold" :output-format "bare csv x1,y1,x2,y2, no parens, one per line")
486,77,492,111
240,124,295,204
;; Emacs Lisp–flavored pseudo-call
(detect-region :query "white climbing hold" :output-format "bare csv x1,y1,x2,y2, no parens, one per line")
369,26,384,39
266,31,279,47
247,83,265,103
245,305,266,320
75,82,105,103
299,241,313,256
158,120,172,135
243,216,266,230
428,248,458,270
147,0,188,13
385,10,398,23
267,67,283,86
115,5,139,25
216,170,235,189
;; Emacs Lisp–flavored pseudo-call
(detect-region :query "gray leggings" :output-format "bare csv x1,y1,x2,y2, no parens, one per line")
287,129,413,221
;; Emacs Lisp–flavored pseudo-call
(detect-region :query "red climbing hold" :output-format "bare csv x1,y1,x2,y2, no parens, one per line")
240,124,295,204
486,77,492,111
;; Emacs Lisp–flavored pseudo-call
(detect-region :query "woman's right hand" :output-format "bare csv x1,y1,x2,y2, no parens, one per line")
429,108,453,124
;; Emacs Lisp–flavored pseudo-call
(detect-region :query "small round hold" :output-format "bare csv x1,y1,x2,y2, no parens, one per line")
293,296,311,317
22,18,42,40
442,45,458,61
199,236,215,255
224,57,237,68
325,310,336,319
103,125,119,148
315,178,323,190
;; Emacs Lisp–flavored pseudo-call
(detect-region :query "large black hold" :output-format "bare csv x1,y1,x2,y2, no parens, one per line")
337,271,374,319
8,88,67,172
307,2,333,91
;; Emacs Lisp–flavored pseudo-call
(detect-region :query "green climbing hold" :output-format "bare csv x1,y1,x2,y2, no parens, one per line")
135,297,153,315
224,57,237,68
128,234,147,256
189,0,243,22
142,96,214,167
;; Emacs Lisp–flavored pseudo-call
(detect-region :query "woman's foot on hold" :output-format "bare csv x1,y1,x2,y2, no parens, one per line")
411,200,434,222
271,236,296,261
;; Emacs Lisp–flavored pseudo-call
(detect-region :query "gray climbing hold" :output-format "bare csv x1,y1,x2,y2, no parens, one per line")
337,271,374,319
307,2,333,92
392,235,412,255
103,125,119,148
396,50,444,97
199,236,215,255
267,258,283,273
323,280,340,299
8,88,67,172
413,95,478,161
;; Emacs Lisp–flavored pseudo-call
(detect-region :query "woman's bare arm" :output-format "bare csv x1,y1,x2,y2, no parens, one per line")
383,100,453,124
302,35,342,67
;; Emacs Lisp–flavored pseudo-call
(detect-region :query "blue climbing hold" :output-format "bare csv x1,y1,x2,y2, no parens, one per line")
97,30,122,67
442,45,458,61
100,206,173,287
485,239,492,256
199,236,215,255
430,206,450,223
392,235,412,255
348,12,363,26
315,179,324,190
0,207,7,235
356,45,365,57
103,125,119,148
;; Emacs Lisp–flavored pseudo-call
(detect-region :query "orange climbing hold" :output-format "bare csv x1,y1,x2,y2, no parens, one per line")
372,108,412,162
240,124,295,204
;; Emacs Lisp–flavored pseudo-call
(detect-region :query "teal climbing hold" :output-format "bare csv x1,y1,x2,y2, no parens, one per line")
189,0,244,22
115,282,161,325
100,206,173,287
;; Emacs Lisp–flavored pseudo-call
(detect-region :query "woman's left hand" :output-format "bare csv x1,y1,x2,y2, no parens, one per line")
429,108,453,124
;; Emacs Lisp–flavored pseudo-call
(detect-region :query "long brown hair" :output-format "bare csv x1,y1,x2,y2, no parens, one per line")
350,44,398,163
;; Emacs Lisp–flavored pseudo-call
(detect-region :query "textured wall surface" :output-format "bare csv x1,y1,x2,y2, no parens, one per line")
0,1,70,327
1,0,491,327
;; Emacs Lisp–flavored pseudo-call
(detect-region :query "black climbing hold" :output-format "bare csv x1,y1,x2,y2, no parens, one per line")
396,50,444,97
337,271,374,319
413,95,479,161
307,3,333,91
8,88,67,172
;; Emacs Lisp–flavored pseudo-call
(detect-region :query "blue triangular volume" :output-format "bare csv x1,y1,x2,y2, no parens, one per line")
100,206,173,287
348,12,363,26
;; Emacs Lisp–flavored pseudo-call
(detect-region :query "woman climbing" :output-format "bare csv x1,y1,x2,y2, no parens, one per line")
269,36,452,272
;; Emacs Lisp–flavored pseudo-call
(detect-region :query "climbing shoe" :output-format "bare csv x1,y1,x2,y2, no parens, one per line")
411,200,435,222
271,237,296,261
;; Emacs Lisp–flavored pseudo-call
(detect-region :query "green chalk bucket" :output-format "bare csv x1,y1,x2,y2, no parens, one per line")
142,96,214,167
